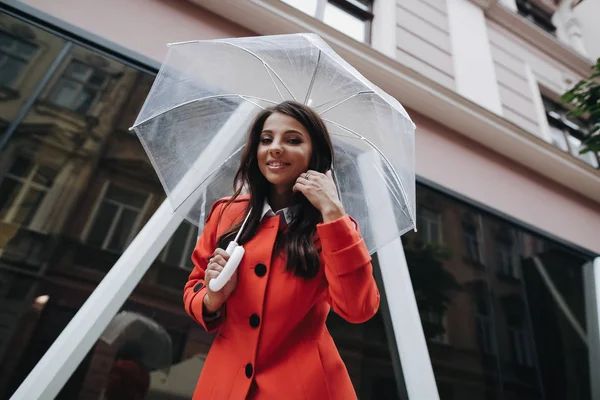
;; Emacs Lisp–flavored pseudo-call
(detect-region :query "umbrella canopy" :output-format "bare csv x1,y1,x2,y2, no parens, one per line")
101,311,173,371
131,33,416,254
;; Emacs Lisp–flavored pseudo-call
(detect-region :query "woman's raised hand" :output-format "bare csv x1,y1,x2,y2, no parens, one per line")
293,170,345,222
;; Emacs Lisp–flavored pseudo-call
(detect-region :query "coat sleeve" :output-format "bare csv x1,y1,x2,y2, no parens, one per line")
183,200,227,332
316,214,380,324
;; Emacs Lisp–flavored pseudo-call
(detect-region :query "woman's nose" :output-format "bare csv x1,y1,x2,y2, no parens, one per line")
269,142,283,156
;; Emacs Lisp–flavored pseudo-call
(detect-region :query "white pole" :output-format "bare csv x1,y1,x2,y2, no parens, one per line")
584,257,600,400
357,150,439,400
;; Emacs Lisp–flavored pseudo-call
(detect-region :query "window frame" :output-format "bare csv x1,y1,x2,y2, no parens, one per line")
417,207,443,244
283,0,374,43
0,155,57,227
543,96,600,169
475,312,496,355
82,181,153,252
46,58,110,115
507,324,535,367
159,220,198,270
496,237,520,280
421,309,449,344
462,220,484,264
0,29,39,89
515,0,557,36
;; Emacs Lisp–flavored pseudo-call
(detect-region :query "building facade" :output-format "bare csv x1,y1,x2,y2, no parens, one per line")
0,0,599,399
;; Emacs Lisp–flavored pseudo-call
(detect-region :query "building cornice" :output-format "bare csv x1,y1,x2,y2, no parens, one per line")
477,0,594,77
194,0,600,204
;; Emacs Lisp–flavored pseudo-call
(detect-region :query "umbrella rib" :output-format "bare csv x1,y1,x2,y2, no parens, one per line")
131,94,278,128
217,41,296,102
317,90,374,116
304,49,322,105
264,67,285,101
323,118,414,225
239,95,271,110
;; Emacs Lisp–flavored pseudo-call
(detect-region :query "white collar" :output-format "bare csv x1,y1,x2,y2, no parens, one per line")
261,200,300,224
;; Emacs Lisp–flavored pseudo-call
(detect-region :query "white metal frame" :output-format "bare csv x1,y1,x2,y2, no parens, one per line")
584,257,600,400
357,150,439,399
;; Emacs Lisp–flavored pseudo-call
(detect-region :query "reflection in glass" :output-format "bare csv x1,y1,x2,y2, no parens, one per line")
0,13,159,397
47,60,108,114
0,31,39,88
407,185,595,400
160,221,197,269
85,184,150,252
0,156,56,225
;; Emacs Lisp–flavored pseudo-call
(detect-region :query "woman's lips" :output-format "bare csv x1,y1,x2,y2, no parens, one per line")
266,161,290,171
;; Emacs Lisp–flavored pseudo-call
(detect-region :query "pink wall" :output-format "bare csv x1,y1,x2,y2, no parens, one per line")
22,0,600,254
414,111,600,254
21,0,254,62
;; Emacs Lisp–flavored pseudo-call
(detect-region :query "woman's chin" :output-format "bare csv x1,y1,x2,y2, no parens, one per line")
267,178,295,192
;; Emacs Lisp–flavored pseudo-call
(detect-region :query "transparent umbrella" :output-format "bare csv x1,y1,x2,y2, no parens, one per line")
130,33,416,255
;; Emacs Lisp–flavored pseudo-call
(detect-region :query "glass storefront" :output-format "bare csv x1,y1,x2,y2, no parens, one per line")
0,10,597,400
406,184,594,400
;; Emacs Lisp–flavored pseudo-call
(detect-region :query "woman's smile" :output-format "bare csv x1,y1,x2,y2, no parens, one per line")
266,160,291,171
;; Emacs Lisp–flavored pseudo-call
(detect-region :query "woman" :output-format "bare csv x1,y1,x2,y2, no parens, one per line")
183,101,380,400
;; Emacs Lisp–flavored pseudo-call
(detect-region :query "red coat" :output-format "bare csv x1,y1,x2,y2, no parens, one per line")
183,197,380,399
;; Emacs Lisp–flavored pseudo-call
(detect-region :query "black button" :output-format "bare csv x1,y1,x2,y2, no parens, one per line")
193,283,204,292
255,263,267,277
245,363,253,378
249,314,260,328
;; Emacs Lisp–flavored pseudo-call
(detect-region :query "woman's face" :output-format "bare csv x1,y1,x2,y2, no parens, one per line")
257,112,313,192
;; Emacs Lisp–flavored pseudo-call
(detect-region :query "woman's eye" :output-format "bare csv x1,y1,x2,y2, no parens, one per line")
288,138,302,145
260,138,272,144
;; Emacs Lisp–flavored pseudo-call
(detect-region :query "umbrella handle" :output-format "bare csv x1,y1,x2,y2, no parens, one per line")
209,244,244,292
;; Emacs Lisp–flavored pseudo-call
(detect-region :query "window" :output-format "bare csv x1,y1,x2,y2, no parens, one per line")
0,156,57,226
475,293,496,355
508,325,534,367
421,310,448,344
496,239,520,279
463,221,483,264
543,96,599,168
85,183,150,252
417,208,442,243
0,31,38,88
281,0,373,43
516,0,556,35
159,221,198,270
48,60,108,114
476,313,496,355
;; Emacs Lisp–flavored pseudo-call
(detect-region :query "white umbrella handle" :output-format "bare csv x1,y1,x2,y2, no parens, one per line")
209,243,244,292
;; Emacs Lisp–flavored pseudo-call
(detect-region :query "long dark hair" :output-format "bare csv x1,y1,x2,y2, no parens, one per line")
216,100,334,278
